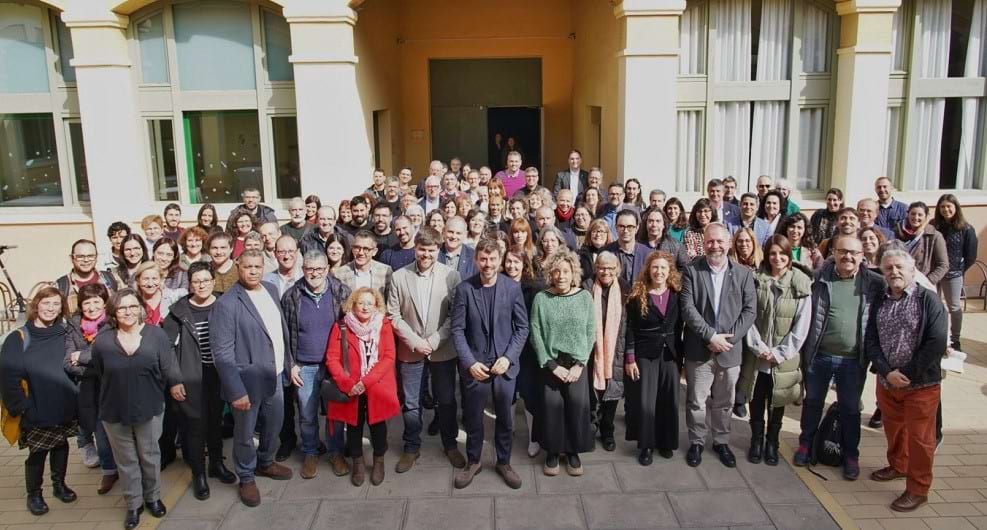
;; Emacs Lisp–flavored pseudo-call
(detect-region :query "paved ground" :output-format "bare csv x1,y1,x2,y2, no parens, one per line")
2,311,987,529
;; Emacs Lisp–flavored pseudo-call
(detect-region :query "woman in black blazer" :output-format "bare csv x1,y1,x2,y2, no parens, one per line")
624,251,683,466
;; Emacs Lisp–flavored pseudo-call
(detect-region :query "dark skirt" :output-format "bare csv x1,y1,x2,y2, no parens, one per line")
515,346,540,413
536,365,593,455
19,421,78,453
635,356,679,451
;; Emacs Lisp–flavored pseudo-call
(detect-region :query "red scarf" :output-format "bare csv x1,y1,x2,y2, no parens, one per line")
556,206,575,223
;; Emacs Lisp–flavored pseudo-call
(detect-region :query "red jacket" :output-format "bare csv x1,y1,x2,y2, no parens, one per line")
324,319,400,427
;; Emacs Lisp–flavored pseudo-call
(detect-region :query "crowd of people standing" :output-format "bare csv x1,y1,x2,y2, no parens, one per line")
0,148,973,528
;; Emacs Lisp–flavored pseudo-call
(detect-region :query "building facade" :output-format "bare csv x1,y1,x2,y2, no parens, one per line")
0,0,985,289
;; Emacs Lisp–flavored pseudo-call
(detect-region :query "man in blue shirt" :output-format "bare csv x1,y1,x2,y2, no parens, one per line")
875,177,908,232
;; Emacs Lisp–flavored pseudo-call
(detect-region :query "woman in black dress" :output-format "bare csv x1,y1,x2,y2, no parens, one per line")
624,251,683,465
503,246,544,457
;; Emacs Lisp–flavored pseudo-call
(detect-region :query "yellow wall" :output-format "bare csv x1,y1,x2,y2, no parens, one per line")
0,222,95,297
393,0,575,181
572,0,620,185
354,0,402,176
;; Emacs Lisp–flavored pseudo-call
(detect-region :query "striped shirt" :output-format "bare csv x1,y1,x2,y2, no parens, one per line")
190,302,214,364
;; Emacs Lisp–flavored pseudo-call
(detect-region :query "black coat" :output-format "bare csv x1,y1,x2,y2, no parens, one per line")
624,290,682,365
0,321,77,429
865,285,947,388
163,296,212,419
63,316,109,432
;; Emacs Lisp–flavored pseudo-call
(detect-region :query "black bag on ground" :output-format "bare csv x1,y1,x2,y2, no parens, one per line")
812,402,844,467
320,322,351,404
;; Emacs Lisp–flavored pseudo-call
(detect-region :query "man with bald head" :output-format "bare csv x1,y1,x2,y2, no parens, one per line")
534,206,577,250
438,216,476,279
680,222,756,469
858,198,894,240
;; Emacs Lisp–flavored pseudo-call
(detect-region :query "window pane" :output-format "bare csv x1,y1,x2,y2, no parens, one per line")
263,10,292,82
796,107,824,190
184,110,261,203
0,114,62,206
679,2,706,75
753,0,792,82
0,3,49,93
711,0,753,82
272,116,299,198
911,98,946,189
68,121,88,201
883,106,903,183
891,0,912,71
918,0,950,79
174,1,256,91
750,100,787,178
713,102,752,182
53,14,75,83
676,110,704,192
137,13,168,84
801,3,834,74
148,119,178,201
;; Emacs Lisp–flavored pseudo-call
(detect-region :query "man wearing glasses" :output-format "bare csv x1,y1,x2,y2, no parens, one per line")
603,210,650,295
334,230,393,302
755,175,773,202
793,235,886,482
263,236,303,299
56,239,118,314
280,250,352,479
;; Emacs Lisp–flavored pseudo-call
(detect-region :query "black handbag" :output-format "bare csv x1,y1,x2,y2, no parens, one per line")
320,322,351,403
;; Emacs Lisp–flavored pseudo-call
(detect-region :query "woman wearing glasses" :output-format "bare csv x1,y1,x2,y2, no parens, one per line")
91,288,183,530
163,263,236,501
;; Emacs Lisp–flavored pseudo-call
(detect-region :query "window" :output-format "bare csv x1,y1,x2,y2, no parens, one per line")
184,110,261,203
52,14,75,83
891,0,987,190
0,3,49,93
136,13,168,84
676,0,837,193
263,9,292,82
67,121,88,201
173,1,256,91
0,114,62,207
148,119,178,201
271,116,299,198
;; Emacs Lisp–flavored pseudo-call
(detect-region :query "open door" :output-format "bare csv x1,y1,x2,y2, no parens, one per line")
487,106,541,174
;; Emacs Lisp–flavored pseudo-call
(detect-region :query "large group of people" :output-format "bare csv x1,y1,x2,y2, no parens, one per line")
0,148,972,528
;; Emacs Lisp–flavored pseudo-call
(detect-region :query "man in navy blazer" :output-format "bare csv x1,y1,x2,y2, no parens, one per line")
438,217,478,279
708,179,741,232
553,149,590,197
450,240,529,490
210,250,296,507
604,210,652,295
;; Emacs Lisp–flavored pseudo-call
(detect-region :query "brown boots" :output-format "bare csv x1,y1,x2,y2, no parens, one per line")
350,456,385,486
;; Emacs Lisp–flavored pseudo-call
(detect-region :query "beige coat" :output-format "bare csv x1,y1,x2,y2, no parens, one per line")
386,261,462,363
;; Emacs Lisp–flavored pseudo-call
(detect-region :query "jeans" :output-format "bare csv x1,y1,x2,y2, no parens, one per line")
296,364,324,457
78,423,117,473
232,383,284,482
398,358,459,454
798,353,862,459
940,275,963,345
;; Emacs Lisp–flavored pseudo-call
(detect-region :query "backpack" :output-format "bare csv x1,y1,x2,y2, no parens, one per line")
811,402,844,467
1,327,31,445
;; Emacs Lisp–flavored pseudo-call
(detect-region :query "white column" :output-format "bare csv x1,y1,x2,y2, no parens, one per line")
284,0,372,204
62,5,150,257
614,0,685,190
831,0,901,199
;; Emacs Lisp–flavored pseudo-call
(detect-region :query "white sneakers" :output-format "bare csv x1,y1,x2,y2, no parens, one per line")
80,443,99,468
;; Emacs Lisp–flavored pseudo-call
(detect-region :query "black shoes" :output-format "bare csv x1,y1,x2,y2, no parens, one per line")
763,442,779,466
733,403,748,418
145,499,167,518
686,444,703,467
124,506,143,530
748,433,764,464
602,437,616,452
192,474,210,501
868,409,883,429
26,492,48,516
638,448,653,466
427,417,440,436
209,458,237,484
275,443,294,462
51,482,76,503
712,444,737,468
658,448,674,459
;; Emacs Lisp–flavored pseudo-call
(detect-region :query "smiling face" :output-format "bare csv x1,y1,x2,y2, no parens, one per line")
568,151,581,171
907,207,926,229
504,253,524,280
826,193,843,212
549,259,573,290
703,226,729,265
80,296,106,321
767,244,790,275
882,254,914,294
209,237,231,265
833,237,863,277
838,211,859,235
122,240,145,266
740,196,757,219
306,201,318,219
665,203,681,222
541,232,561,255
153,244,174,270
199,208,215,227
327,240,344,264
646,211,664,239
763,196,781,218
114,294,142,328
235,215,253,236
243,190,261,209
144,222,162,241
506,153,521,172
860,229,881,256
595,259,617,287
189,269,214,300
938,200,956,220
137,267,162,297
275,238,297,270
165,208,181,229
734,231,753,259
71,242,98,275
785,219,805,246
875,178,892,202
695,207,712,227
476,248,501,282
650,257,670,288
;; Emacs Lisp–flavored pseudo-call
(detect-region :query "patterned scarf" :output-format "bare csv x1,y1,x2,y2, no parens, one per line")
343,311,384,377
80,314,106,343
592,282,622,391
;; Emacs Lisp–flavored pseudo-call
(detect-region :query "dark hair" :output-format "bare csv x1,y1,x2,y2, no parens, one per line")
188,261,214,279
757,190,786,220
152,237,182,278
324,233,352,266
107,288,142,328
826,187,844,201
118,234,149,281
504,245,535,282
196,204,219,230
414,227,442,247
706,178,723,190
27,285,68,323
759,234,794,274
226,208,258,237
305,194,322,214
163,202,182,216
776,213,812,248
908,201,929,215
350,195,370,209
664,197,689,229
836,207,859,220
372,202,393,214
933,193,969,231
352,229,378,248
70,238,97,255
615,209,640,227
623,178,645,208
206,230,233,249
638,208,670,244
475,238,502,257
106,221,131,239
688,198,718,230
739,192,758,204
76,283,110,315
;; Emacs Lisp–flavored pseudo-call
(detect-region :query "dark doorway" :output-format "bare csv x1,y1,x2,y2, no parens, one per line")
487,107,541,174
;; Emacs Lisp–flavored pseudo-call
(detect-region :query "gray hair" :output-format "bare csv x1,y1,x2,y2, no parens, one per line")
288,197,305,208
703,222,730,239
446,216,466,231
404,205,424,218
424,175,441,187
879,248,915,271
595,250,620,271
302,249,328,265
543,249,583,288
244,231,263,243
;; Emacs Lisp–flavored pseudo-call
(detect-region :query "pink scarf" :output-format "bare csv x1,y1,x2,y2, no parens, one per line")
343,312,384,376
81,314,106,343
592,282,622,391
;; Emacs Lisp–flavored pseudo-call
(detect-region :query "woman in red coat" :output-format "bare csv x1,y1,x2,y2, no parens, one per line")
325,287,399,487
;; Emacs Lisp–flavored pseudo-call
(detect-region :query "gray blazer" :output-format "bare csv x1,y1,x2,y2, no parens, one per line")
209,281,292,403
387,261,461,363
333,261,393,302
680,258,757,368
554,169,589,196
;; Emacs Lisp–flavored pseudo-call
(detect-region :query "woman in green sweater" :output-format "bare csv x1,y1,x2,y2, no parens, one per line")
529,250,596,477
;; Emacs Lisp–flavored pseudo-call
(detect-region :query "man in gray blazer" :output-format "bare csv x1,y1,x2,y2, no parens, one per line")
553,149,590,197
210,250,297,507
387,228,465,474
680,223,756,469
333,230,393,302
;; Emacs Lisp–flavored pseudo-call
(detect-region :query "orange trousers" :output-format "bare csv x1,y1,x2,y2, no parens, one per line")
876,383,941,496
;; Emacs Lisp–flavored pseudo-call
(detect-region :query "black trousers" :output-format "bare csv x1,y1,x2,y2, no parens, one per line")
636,356,679,451
749,371,784,442
538,365,593,455
346,395,387,458
586,354,618,439
25,442,69,494
177,363,226,475
160,396,178,460
463,372,516,465
280,383,297,449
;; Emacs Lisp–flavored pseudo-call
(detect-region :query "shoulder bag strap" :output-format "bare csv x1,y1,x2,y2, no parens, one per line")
339,321,349,376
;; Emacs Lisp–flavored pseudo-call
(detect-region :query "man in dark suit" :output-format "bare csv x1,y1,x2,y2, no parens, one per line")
450,240,529,490
553,149,590,198
211,250,296,507
680,223,756,469
603,210,652,294
707,179,741,232
438,217,477,279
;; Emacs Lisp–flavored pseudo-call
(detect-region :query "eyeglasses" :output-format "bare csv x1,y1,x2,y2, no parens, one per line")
834,249,863,256
303,266,327,274
616,225,637,231
72,254,97,262
352,245,375,253
115,305,142,314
